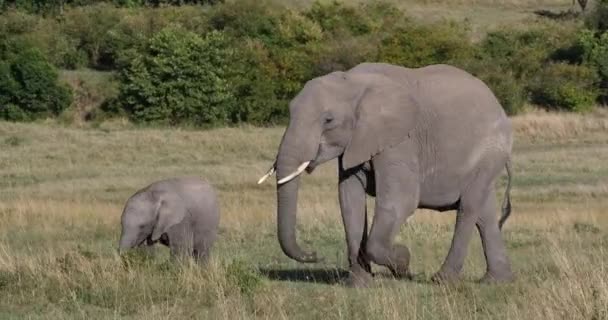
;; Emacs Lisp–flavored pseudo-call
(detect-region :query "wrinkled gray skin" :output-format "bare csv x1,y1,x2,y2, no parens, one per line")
271,63,514,287
118,177,220,263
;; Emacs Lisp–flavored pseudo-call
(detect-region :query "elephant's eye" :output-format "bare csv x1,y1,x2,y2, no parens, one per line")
324,116,334,124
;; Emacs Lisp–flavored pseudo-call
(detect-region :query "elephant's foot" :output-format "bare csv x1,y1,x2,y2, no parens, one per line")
386,245,411,279
431,268,461,284
344,269,374,288
479,269,515,284
388,265,413,280
367,243,411,280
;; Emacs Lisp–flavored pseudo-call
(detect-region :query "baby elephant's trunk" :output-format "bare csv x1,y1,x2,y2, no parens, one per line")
118,230,139,252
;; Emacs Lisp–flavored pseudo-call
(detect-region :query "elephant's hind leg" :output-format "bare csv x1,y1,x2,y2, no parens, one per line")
339,162,372,287
476,186,514,282
432,163,505,283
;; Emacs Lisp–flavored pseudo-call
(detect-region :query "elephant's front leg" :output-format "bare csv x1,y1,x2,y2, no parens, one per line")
339,162,372,287
366,151,419,280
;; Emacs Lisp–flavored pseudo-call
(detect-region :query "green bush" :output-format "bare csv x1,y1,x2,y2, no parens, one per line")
0,39,72,121
377,21,474,68
479,27,574,81
62,4,122,69
207,1,327,124
117,26,235,125
208,0,285,45
578,30,608,102
306,0,374,36
585,0,608,33
312,33,378,75
0,10,87,69
530,63,599,112
305,0,405,37
227,40,284,124
481,69,526,116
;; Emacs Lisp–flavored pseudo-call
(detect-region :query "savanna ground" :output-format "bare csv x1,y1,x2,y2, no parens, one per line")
1,109,607,319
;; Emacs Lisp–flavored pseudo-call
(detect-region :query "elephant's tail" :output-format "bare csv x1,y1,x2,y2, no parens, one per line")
498,159,512,231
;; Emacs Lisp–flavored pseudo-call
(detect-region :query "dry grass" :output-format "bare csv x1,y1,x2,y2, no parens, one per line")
1,110,607,319
513,108,608,140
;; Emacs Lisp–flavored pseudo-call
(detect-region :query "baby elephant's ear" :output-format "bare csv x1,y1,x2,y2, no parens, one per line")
151,195,186,241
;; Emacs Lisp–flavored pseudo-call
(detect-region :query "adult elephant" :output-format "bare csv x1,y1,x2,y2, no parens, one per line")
258,62,514,287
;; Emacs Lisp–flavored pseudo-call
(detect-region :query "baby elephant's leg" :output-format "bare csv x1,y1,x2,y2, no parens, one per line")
192,232,216,264
166,223,195,262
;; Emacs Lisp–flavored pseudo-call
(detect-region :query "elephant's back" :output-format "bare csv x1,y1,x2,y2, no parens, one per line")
350,63,508,119
149,177,219,215
418,67,510,143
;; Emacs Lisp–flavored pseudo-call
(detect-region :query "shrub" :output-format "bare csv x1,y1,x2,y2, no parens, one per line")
585,0,608,33
305,0,405,37
227,40,284,124
208,0,284,45
145,0,223,6
479,27,573,81
482,70,527,116
117,26,235,126
530,63,599,112
0,10,87,69
207,1,328,124
578,30,608,102
377,21,474,68
0,39,72,121
306,0,373,36
312,33,378,75
61,4,122,69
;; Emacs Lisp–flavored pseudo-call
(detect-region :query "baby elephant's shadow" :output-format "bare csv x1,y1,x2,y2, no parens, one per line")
259,267,349,285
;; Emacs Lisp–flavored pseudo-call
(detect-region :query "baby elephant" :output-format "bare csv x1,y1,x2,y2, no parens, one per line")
118,176,220,263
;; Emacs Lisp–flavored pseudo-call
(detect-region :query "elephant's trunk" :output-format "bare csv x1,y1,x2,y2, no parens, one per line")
276,174,318,263
118,229,139,252
275,126,321,263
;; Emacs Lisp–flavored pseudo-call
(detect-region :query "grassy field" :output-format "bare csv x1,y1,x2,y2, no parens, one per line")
0,109,607,319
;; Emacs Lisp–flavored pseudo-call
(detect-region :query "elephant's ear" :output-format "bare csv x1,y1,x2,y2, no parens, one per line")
151,194,186,241
342,84,419,170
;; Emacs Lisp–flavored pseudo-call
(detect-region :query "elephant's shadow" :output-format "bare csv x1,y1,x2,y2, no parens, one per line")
258,267,349,285
258,267,428,285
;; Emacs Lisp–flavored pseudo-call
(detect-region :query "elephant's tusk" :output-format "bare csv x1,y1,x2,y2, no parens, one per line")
257,165,276,184
277,161,310,185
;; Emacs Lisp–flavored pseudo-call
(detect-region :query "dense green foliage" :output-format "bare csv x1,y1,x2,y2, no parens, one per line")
580,1,608,103
464,25,600,114
530,63,599,112
1,0,607,125
117,27,234,125
0,38,72,121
